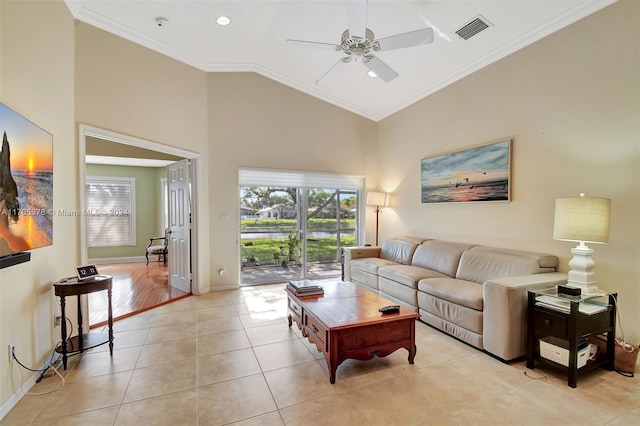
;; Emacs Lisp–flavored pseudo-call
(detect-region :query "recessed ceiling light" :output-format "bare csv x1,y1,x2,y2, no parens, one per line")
367,70,378,78
216,16,231,26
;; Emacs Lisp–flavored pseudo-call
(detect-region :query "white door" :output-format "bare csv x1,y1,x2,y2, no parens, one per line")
168,159,191,293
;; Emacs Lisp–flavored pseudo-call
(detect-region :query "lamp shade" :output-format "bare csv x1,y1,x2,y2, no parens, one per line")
553,196,611,244
366,191,388,207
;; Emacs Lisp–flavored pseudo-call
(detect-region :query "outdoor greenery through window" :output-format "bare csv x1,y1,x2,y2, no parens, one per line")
240,186,357,276
86,177,136,247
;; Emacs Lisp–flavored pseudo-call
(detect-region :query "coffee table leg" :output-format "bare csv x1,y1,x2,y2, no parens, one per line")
329,362,337,384
408,344,417,364
287,314,292,327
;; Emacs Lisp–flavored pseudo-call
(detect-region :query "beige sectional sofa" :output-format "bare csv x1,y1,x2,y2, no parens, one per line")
343,237,567,361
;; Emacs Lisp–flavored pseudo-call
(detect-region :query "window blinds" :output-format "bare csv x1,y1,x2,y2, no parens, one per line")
86,177,136,247
238,168,365,190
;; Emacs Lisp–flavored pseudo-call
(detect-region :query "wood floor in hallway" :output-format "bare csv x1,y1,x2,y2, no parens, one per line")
88,262,190,327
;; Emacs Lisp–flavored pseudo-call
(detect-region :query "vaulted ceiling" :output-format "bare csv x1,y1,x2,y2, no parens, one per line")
66,0,615,121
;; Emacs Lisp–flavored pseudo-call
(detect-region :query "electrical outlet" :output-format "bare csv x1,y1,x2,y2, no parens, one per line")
54,315,62,326
8,343,15,363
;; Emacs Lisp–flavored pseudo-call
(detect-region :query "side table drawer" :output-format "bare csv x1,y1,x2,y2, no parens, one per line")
534,309,567,337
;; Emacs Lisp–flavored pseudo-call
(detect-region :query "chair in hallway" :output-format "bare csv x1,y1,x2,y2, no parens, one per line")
146,229,168,265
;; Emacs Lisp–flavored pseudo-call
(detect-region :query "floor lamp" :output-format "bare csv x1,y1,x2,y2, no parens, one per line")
553,193,611,296
366,191,389,246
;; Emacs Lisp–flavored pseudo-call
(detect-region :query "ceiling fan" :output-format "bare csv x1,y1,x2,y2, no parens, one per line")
286,0,434,84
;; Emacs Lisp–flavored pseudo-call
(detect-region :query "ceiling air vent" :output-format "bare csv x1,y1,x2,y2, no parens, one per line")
455,15,491,40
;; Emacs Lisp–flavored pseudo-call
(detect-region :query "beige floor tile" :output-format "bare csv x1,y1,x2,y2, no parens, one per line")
115,389,197,426
197,316,244,336
279,393,372,426
322,358,397,390
30,406,119,425
145,296,196,314
198,374,277,425
90,329,148,353
263,361,342,408
197,348,261,386
346,376,443,426
253,339,317,372
196,305,239,320
244,322,299,347
145,322,196,344
227,410,284,426
608,405,640,425
411,332,477,366
238,310,286,329
112,315,153,333
135,337,196,368
150,309,197,327
123,358,197,403
451,379,615,425
0,393,51,425
194,292,235,309
67,345,142,380
32,370,132,421
197,329,251,356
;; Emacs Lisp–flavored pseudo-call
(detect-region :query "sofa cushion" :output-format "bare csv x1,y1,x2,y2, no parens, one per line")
469,246,558,270
350,257,397,275
379,237,421,265
455,248,554,284
411,240,476,277
418,277,483,310
378,264,447,289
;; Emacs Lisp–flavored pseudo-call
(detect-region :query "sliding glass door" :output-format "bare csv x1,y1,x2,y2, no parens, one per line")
239,169,363,285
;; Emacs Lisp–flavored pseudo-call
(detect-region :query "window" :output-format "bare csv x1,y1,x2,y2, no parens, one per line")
86,177,136,247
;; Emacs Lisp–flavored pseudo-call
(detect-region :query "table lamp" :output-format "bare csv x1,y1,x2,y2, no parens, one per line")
553,193,611,295
366,191,389,246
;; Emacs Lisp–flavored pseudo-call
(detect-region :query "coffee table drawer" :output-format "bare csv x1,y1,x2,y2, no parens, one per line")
304,312,327,349
288,297,302,318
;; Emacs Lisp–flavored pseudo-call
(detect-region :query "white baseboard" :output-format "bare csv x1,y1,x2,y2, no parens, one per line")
209,285,240,292
88,256,147,264
0,357,56,421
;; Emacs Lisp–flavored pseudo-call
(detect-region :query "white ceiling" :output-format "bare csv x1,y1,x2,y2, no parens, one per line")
65,0,615,121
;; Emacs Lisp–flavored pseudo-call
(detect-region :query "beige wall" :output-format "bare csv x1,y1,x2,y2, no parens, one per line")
86,164,163,260
207,73,378,286
74,22,211,293
0,0,76,409
377,0,639,342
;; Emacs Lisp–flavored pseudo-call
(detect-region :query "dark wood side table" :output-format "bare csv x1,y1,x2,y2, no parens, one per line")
526,288,616,388
53,275,114,369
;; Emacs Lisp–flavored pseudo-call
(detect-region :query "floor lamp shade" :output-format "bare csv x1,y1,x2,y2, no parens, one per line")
553,195,611,295
366,191,388,207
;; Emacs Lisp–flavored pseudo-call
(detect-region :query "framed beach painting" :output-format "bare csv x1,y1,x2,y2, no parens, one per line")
421,138,511,204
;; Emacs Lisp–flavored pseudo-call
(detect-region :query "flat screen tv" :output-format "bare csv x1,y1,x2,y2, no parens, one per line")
0,103,53,263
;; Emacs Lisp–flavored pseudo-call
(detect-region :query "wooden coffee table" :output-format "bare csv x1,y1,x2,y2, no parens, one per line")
286,281,419,383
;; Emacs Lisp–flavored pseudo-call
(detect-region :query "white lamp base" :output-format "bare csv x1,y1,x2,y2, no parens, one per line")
566,246,606,296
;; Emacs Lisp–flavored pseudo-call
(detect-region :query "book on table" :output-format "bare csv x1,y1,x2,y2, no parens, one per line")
287,280,324,296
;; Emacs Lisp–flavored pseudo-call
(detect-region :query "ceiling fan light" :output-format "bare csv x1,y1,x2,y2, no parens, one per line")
367,70,377,78
216,16,231,26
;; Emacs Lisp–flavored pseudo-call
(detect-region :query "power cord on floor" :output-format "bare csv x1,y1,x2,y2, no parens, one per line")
10,340,66,395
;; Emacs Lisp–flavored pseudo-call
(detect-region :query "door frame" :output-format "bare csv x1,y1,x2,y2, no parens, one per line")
78,124,201,293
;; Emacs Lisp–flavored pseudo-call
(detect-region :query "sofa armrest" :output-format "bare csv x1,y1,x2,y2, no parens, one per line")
343,246,382,281
482,272,567,361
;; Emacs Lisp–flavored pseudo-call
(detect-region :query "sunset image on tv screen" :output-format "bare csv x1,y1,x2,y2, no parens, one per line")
0,103,53,257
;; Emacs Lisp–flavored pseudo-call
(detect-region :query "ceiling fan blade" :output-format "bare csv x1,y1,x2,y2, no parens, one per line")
347,0,367,39
286,39,338,51
365,56,399,83
376,28,434,51
315,58,349,85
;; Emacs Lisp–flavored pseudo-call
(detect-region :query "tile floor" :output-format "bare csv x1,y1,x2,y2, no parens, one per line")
2,282,639,425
